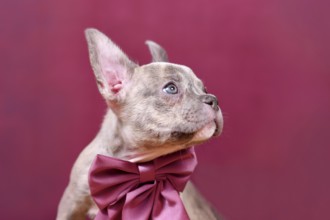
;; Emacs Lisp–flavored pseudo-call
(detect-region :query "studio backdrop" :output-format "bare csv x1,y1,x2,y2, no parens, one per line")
1,0,329,219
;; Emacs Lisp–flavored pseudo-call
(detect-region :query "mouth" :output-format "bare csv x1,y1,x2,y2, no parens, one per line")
213,119,222,137
213,120,221,136
213,110,223,137
191,121,216,142
192,110,223,141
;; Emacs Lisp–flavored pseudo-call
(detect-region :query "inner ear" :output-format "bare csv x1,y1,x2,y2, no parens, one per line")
85,28,138,101
145,40,169,62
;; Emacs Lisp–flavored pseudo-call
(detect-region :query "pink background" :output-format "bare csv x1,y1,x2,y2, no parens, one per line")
1,0,330,219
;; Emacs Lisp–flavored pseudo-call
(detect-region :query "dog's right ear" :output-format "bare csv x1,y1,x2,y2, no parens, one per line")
85,28,138,102
145,40,169,62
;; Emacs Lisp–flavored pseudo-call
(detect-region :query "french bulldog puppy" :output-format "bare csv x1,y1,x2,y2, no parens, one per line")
56,28,223,220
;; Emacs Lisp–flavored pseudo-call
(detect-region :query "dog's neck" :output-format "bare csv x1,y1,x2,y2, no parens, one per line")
92,109,187,163
93,109,126,158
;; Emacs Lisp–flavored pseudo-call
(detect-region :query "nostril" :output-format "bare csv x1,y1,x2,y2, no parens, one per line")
202,95,219,110
205,99,214,106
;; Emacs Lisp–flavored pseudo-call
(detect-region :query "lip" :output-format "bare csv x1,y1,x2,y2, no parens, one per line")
213,120,221,136
213,111,223,137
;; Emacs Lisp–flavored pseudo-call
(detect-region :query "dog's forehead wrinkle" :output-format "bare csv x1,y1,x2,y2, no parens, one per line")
163,73,182,83
164,65,185,75
140,64,159,74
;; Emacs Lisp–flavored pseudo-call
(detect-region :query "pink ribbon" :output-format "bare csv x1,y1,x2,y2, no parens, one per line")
88,148,197,220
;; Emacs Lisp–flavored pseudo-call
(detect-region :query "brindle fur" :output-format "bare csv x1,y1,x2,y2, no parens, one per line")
56,28,223,220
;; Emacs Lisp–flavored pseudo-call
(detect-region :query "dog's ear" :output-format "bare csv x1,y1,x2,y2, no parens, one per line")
145,40,169,62
85,28,138,102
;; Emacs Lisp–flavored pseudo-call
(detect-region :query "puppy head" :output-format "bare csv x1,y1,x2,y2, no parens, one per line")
85,28,223,162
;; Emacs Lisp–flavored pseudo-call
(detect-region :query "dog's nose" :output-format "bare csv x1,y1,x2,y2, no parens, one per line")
201,94,219,111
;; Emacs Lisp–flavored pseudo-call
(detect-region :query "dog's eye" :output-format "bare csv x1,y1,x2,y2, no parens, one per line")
163,83,178,94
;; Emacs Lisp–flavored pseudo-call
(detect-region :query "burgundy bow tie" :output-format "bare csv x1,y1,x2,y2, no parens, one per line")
88,148,197,220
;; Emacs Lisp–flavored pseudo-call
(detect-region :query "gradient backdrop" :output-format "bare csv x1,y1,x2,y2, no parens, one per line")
1,0,330,219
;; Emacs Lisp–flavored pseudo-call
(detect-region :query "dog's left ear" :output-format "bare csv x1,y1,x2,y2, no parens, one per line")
145,40,169,62
85,28,138,103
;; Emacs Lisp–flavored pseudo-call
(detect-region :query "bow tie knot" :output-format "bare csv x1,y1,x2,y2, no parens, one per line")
89,148,197,220
138,163,157,183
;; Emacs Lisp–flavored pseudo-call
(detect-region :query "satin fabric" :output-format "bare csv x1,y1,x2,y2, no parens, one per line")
88,148,197,220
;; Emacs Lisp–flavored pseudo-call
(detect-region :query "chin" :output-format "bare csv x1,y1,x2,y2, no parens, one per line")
191,113,223,141
190,121,217,143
